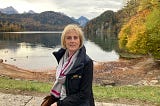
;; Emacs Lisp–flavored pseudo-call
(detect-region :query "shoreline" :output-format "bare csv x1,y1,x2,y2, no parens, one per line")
0,62,56,82
0,57,160,86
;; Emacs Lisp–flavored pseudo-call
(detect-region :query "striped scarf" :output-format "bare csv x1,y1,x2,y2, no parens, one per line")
51,50,79,98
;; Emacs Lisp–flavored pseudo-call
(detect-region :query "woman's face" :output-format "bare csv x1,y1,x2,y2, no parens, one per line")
65,30,80,55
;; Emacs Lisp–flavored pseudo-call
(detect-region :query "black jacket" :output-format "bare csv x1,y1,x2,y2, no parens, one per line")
53,46,95,106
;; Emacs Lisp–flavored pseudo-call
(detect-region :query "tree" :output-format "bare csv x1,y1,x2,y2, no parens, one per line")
118,0,160,59
145,7,160,59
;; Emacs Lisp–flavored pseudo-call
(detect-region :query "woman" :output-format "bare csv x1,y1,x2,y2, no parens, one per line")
50,24,95,106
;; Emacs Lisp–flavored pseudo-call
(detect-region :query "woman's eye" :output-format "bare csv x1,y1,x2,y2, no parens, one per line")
66,36,79,40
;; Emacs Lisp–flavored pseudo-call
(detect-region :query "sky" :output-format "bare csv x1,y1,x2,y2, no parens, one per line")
0,0,125,19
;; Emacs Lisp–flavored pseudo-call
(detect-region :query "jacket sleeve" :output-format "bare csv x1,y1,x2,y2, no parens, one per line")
57,59,94,106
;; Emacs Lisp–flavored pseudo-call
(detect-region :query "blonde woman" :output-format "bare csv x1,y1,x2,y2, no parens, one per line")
41,24,95,106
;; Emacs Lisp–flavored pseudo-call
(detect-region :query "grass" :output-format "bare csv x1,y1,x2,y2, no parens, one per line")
0,76,160,105
93,85,160,104
0,76,52,93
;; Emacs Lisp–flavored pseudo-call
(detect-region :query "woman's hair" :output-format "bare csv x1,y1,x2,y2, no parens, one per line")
61,24,84,48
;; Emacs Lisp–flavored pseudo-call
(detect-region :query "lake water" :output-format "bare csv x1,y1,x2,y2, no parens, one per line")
0,32,119,71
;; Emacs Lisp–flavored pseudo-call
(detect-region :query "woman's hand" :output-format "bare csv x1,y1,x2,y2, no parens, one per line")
51,102,57,106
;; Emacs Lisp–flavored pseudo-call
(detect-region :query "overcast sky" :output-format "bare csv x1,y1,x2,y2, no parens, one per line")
0,0,125,19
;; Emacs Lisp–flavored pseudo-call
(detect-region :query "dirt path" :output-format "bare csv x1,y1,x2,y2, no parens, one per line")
0,92,140,106
93,57,160,85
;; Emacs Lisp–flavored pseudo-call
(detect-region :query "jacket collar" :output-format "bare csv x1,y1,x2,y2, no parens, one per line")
53,46,86,74
53,48,66,63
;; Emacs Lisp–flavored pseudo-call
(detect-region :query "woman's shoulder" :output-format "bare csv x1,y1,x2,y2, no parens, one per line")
84,54,93,64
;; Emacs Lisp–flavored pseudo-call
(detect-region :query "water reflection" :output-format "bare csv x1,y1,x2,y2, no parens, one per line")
86,32,119,52
0,32,61,49
85,41,119,62
0,32,119,71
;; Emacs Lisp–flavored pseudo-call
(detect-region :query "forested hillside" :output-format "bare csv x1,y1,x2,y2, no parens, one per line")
84,10,117,37
118,0,160,59
0,11,78,31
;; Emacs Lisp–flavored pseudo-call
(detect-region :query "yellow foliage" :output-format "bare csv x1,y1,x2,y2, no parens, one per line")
119,9,150,54
119,0,160,58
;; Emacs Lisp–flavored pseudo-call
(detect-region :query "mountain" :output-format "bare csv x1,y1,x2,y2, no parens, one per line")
23,10,36,14
72,16,89,27
27,10,36,14
84,10,117,37
0,11,78,31
0,6,18,14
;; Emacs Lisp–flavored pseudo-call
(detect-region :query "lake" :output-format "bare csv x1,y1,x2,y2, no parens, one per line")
0,32,119,71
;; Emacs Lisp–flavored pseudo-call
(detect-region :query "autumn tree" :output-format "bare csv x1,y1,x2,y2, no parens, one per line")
118,0,160,59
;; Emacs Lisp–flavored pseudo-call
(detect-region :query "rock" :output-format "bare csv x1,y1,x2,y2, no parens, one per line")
135,79,159,86
134,80,149,85
0,59,3,63
150,80,159,85
100,80,116,86
154,59,160,65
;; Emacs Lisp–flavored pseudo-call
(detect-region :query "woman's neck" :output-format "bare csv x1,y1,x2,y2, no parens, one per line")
68,51,75,57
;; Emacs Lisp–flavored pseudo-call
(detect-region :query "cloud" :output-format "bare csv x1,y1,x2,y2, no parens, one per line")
0,0,124,19
51,0,123,19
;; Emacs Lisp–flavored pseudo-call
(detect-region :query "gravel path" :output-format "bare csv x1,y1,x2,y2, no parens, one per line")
0,92,139,106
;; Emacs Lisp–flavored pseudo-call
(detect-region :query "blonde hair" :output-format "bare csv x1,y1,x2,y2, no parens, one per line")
61,24,84,48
